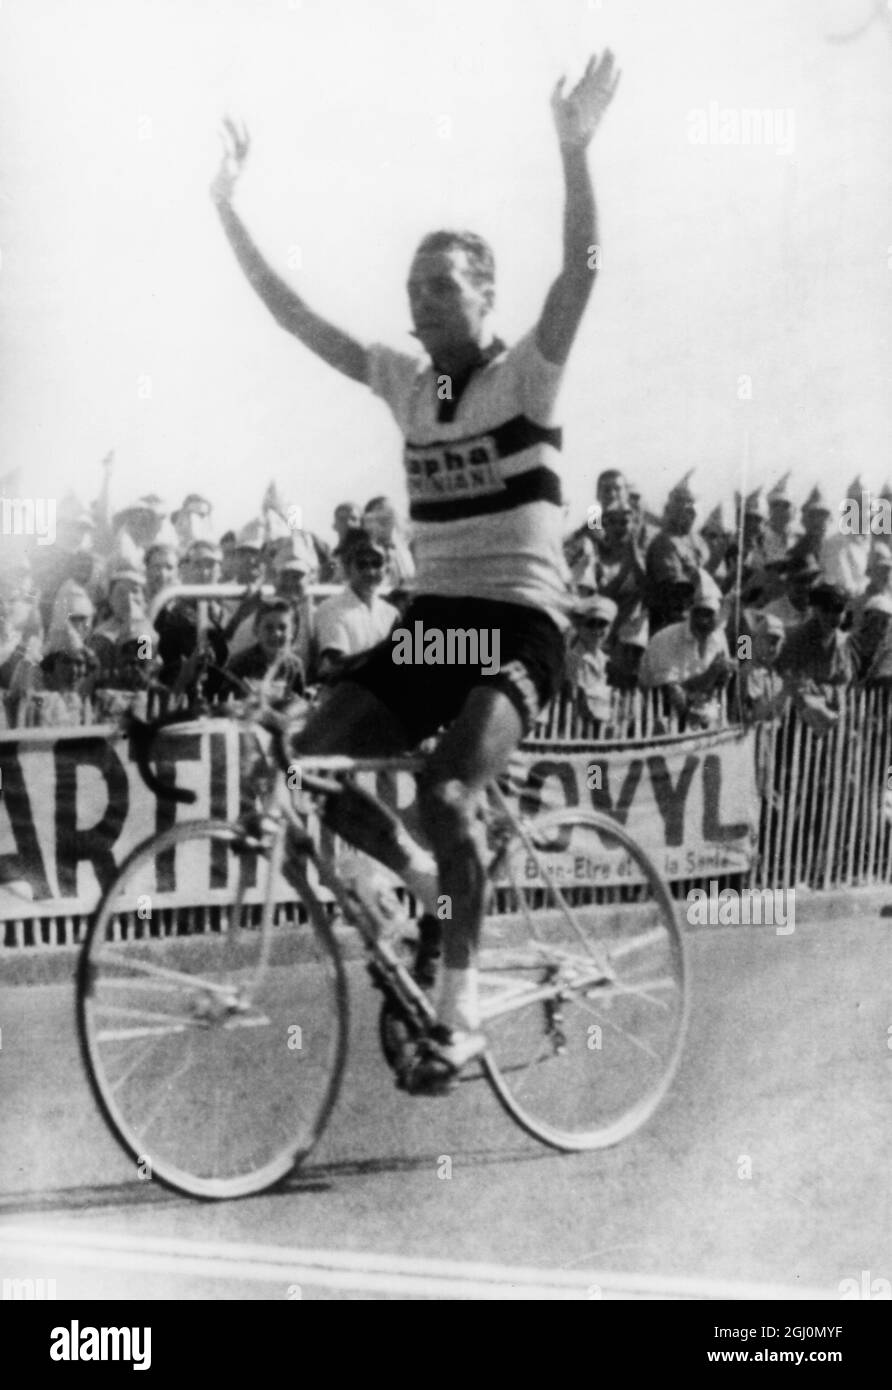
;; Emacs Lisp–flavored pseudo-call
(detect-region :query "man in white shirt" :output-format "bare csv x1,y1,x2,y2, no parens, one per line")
639,569,733,726
314,532,399,681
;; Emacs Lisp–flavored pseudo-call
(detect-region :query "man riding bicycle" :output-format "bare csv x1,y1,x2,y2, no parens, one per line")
212,51,621,1093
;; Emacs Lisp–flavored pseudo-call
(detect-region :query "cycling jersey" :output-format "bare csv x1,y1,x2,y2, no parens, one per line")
367,330,570,630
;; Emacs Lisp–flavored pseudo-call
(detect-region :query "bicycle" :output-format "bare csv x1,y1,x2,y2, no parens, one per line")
76,693,689,1200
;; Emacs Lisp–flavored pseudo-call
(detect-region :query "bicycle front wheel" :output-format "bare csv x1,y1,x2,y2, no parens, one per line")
479,808,688,1151
77,818,347,1199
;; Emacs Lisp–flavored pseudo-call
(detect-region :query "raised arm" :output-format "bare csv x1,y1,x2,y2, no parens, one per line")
536,52,621,366
211,118,369,384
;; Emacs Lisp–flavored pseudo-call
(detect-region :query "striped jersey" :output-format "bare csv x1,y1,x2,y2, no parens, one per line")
367,330,570,629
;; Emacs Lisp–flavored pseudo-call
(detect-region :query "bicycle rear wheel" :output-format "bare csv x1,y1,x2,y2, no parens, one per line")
479,808,688,1151
77,818,347,1199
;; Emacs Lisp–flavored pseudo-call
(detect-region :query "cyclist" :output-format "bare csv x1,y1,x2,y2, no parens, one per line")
212,52,621,1092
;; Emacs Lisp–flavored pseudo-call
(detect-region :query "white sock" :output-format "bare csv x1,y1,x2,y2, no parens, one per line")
437,966,480,1033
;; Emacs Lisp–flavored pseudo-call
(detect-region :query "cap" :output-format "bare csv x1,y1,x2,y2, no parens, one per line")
572,594,618,626
691,568,722,612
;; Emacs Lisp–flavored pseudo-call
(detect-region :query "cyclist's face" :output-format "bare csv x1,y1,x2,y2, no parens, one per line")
407,249,493,359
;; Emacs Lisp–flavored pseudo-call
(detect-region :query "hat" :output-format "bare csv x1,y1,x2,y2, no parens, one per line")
667,469,696,503
571,594,618,626
810,581,847,614
701,502,730,535
264,510,293,545
785,553,822,584
846,475,864,499
185,538,222,562
234,518,265,552
691,568,722,612
148,517,180,553
767,472,793,505
107,563,146,587
802,486,830,514
880,481,892,503
51,582,94,626
42,623,91,662
745,488,767,519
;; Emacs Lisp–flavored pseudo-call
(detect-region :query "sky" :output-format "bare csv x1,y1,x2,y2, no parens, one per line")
0,0,890,542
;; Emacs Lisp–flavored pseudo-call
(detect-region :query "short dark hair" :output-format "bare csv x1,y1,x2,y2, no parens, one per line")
413,230,495,287
254,597,293,626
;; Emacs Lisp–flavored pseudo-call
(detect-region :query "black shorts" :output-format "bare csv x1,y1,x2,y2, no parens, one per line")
341,595,565,745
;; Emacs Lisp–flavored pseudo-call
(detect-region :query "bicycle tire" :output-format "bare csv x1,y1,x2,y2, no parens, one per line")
479,807,688,1151
77,817,348,1199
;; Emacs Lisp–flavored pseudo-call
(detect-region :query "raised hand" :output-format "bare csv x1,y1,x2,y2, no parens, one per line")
211,116,251,206
551,50,621,149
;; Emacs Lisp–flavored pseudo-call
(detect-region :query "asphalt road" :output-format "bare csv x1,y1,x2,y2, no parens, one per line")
0,893,890,1300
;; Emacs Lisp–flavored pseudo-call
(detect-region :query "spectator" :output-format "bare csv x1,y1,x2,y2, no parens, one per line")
644,472,709,632
314,531,399,682
154,539,227,698
145,525,180,603
639,568,733,727
563,528,598,595
18,623,96,728
763,554,821,633
700,503,732,586
362,495,416,595
92,623,161,721
223,598,305,707
818,475,870,598
50,582,95,637
737,612,787,721
222,520,267,650
270,543,317,681
854,594,892,687
563,594,618,724
220,530,238,582
90,561,148,686
851,542,892,630
760,472,799,563
787,486,831,569
777,581,854,731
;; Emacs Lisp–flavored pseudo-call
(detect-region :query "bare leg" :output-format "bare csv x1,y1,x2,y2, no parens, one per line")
416,686,524,1029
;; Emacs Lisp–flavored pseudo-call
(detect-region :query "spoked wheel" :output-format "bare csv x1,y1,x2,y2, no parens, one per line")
479,809,688,1151
77,818,348,1199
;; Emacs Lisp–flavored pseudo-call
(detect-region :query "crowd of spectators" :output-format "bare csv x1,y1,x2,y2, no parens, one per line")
0,487,415,729
559,469,888,733
1,467,887,736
